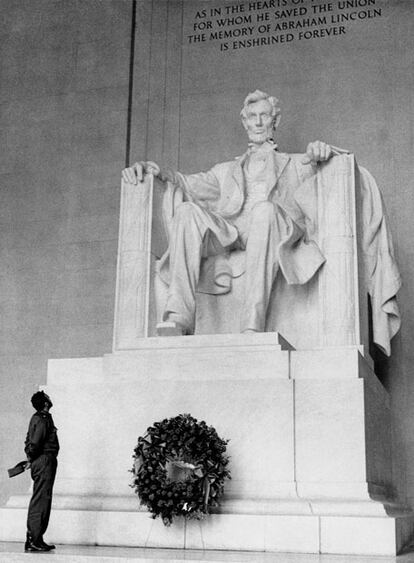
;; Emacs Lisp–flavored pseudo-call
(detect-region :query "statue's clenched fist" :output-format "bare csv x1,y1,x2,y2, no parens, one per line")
302,141,333,165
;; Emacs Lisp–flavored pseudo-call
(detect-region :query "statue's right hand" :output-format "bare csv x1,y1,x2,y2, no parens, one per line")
122,161,160,185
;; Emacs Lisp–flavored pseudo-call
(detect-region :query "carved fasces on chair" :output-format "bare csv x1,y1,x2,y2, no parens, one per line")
113,175,154,350
317,154,368,350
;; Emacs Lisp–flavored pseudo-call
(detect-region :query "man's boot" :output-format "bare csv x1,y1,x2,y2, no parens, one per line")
24,531,50,552
24,532,31,552
39,537,56,550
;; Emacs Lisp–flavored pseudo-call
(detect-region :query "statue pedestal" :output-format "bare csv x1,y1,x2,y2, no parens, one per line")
1,333,413,555
0,155,409,554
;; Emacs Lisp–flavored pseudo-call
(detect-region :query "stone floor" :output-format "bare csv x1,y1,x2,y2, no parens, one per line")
1,543,414,563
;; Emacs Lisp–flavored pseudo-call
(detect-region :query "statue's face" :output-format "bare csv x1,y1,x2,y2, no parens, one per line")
242,99,274,144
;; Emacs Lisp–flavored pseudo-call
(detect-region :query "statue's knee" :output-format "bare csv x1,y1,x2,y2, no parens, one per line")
173,202,200,225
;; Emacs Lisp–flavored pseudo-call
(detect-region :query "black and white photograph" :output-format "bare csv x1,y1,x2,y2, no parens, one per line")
1,1,414,561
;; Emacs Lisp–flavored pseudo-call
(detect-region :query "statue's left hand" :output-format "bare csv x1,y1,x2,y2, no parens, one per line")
302,141,333,165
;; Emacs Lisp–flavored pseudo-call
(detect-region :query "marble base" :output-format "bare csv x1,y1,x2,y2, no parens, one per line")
1,507,413,555
1,333,412,555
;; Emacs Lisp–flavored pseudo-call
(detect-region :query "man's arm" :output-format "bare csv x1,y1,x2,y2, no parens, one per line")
25,417,47,461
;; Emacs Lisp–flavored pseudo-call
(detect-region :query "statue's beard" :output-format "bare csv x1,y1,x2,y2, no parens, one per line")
247,130,272,144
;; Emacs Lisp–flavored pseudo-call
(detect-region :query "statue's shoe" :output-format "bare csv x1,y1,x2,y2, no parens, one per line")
156,321,189,336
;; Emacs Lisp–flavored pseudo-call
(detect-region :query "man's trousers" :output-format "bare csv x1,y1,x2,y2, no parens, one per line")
27,454,57,543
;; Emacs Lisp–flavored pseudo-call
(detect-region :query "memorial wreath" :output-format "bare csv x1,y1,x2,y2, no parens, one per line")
131,413,231,525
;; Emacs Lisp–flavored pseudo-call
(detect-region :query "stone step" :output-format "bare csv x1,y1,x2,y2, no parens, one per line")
0,542,410,563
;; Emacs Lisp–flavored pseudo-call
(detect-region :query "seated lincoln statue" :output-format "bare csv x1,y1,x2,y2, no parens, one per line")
122,90,401,351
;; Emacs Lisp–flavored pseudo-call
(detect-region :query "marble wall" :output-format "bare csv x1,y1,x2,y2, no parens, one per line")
1,0,414,514
0,0,132,503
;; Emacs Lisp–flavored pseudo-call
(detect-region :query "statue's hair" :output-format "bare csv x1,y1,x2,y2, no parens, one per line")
240,90,281,129
31,391,48,411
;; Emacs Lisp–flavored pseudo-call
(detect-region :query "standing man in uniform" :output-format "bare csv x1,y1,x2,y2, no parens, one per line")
24,391,59,552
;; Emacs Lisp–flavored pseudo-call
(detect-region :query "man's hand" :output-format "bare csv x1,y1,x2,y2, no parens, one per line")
302,141,333,165
122,161,161,185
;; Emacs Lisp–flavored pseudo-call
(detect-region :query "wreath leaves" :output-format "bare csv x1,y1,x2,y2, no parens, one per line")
131,413,231,525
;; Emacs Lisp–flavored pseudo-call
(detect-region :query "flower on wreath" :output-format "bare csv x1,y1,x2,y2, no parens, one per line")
131,413,231,526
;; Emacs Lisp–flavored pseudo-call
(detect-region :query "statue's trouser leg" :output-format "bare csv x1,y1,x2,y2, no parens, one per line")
241,201,283,332
163,202,234,332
